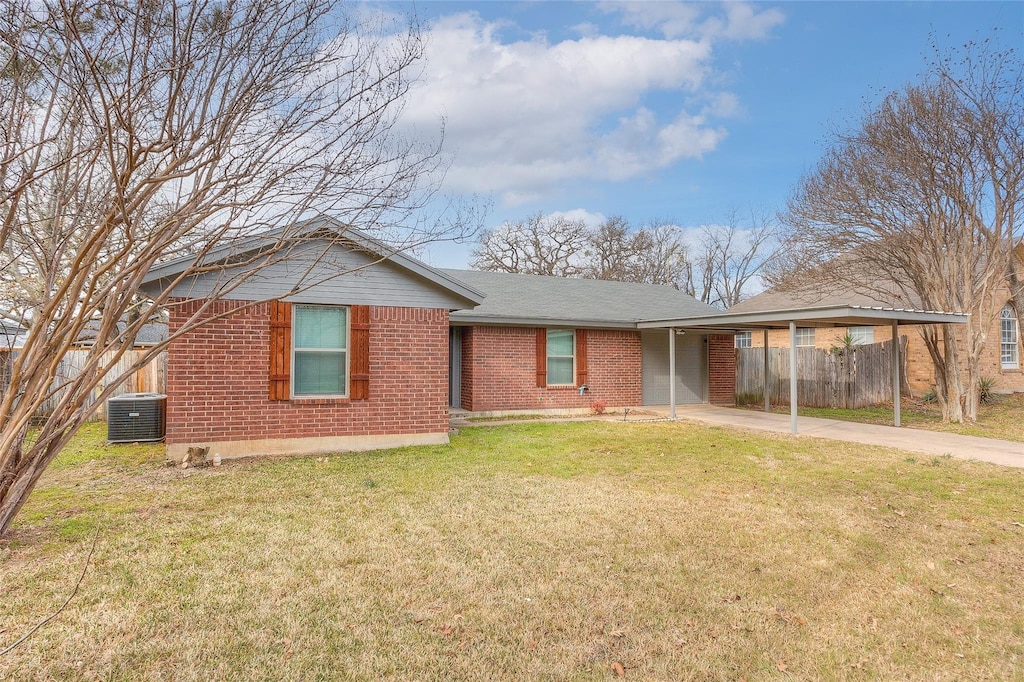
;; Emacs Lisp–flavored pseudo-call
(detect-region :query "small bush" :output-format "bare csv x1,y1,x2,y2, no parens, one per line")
921,390,937,404
979,377,998,404
590,400,608,415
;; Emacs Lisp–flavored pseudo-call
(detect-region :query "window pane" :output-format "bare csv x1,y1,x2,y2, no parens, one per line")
848,326,873,345
547,357,574,385
796,328,815,347
1002,306,1018,368
735,332,752,348
294,351,346,395
295,306,347,349
547,329,574,356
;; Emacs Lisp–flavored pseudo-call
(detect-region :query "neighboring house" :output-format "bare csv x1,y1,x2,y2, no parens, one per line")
139,217,740,462
438,269,737,412
730,282,1022,395
0,318,28,351
73,319,169,349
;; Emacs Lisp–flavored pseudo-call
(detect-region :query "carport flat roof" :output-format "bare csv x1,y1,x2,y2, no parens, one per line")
637,305,969,331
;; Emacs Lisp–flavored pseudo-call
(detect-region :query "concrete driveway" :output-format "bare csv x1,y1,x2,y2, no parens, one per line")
648,404,1024,469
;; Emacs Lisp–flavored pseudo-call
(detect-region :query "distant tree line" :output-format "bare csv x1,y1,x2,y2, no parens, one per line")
470,210,778,310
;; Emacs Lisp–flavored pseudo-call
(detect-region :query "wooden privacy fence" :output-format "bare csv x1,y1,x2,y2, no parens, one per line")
736,337,910,409
0,349,167,422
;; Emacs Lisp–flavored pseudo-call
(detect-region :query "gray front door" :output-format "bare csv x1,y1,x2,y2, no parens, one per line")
449,327,462,408
641,330,706,405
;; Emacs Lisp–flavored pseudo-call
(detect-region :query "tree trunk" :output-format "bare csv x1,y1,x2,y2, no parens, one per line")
0,443,60,537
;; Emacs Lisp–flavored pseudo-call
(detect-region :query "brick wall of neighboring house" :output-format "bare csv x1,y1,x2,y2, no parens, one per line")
707,334,736,406
166,299,449,447
459,326,642,412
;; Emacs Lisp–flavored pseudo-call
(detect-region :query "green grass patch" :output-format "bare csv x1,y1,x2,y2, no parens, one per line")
1,421,1021,680
745,393,1024,443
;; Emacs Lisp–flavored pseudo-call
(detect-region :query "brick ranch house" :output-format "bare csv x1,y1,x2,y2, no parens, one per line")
140,219,740,462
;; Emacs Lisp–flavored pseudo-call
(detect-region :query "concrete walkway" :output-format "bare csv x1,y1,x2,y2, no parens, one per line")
646,405,1024,468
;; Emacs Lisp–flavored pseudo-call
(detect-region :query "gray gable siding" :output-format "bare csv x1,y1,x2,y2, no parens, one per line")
143,240,475,310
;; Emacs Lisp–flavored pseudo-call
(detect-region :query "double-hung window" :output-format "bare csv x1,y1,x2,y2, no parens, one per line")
293,305,349,396
546,329,575,386
1001,305,1019,370
847,326,873,345
735,331,752,349
795,327,815,347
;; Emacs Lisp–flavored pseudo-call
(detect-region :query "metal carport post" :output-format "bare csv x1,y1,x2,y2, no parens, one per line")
635,305,968,435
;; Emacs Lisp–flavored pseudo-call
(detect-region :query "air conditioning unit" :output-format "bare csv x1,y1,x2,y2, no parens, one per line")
107,393,167,443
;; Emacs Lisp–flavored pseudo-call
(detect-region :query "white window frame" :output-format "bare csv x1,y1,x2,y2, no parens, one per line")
847,326,874,345
546,329,576,386
735,331,752,349
1001,305,1019,370
292,304,350,398
795,327,815,348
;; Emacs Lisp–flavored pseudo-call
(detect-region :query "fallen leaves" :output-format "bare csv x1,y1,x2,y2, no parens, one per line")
610,661,626,676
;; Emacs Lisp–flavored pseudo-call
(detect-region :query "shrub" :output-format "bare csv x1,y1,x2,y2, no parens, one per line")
590,400,608,415
979,377,998,404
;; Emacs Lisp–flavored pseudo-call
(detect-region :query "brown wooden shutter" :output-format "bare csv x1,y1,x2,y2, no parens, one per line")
576,328,588,387
268,300,292,400
350,305,370,400
535,328,547,387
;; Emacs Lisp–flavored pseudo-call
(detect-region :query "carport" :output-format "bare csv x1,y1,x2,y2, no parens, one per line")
638,305,969,434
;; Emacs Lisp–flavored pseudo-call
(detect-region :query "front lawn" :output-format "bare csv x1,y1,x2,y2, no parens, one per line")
761,393,1024,443
1,422,1021,680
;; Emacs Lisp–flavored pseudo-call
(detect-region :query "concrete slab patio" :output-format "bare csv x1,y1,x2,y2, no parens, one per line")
650,404,1024,468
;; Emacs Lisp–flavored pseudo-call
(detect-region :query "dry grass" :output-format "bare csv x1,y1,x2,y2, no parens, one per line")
777,393,1024,442
1,421,1022,681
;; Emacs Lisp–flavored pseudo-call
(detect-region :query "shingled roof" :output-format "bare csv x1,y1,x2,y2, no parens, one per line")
441,269,720,328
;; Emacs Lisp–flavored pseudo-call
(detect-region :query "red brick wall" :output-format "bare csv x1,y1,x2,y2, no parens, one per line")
165,299,449,446
708,334,736,405
460,326,641,411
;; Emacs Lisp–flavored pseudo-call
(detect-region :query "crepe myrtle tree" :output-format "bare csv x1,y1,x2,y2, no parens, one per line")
0,0,477,536
776,38,1023,422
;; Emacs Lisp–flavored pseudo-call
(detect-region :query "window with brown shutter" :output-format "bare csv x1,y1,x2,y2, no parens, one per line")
269,301,370,400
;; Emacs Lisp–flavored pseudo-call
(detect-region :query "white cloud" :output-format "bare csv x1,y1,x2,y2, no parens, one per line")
395,5,780,206
602,1,784,41
548,208,607,228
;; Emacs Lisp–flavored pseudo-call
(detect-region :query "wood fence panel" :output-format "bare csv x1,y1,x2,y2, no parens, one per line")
0,350,167,422
737,337,908,408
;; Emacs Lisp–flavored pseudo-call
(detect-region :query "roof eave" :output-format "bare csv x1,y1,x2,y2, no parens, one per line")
637,305,970,330
449,314,639,329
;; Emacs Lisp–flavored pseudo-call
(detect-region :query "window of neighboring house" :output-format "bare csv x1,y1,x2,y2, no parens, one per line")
848,326,874,345
735,331,752,349
292,304,349,396
546,329,575,385
1001,305,1019,370
795,327,815,347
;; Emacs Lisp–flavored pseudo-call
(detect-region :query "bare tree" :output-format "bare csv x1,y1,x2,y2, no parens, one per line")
583,217,688,286
682,211,778,309
471,212,589,277
778,40,1023,422
0,0,470,535
472,211,775,308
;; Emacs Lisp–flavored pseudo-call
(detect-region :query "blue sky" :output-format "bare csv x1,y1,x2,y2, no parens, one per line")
376,1,1022,268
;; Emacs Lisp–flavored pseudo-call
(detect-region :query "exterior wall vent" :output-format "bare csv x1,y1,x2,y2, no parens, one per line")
107,393,167,443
